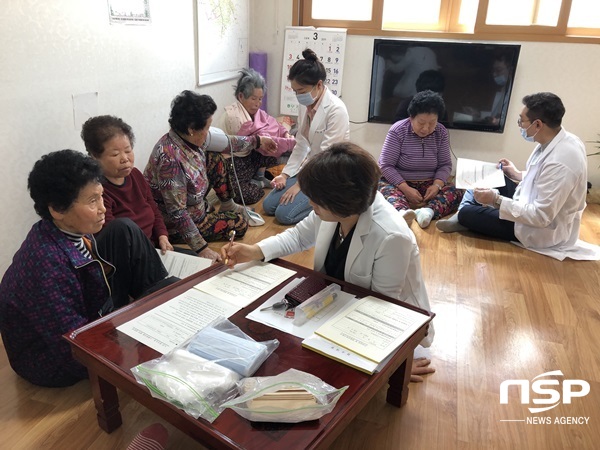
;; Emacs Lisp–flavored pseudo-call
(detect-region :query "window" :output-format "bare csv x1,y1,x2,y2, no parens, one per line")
311,0,373,21
296,0,600,42
483,0,561,27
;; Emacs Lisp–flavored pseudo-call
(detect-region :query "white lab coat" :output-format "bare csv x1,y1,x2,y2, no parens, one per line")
282,87,350,178
499,128,600,260
259,192,434,346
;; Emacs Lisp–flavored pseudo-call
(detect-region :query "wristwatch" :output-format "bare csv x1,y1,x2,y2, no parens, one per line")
494,194,503,209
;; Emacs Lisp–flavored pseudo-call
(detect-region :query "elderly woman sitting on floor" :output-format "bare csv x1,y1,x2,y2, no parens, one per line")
216,68,296,205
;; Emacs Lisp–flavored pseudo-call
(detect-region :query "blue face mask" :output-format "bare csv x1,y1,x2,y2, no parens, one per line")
519,122,537,142
494,74,508,86
296,85,316,106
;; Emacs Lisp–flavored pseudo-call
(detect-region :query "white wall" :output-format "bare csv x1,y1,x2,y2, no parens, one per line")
251,0,600,185
0,0,236,276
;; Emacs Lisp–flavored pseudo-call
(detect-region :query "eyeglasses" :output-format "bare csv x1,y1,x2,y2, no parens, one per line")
517,117,542,127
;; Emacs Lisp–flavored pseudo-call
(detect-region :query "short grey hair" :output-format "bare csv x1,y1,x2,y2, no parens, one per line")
234,68,266,99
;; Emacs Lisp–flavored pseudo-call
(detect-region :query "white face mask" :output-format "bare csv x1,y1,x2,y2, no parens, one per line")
519,122,537,142
296,85,317,106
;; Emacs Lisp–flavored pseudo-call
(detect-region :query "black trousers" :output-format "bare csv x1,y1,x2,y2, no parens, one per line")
457,176,519,242
95,218,169,309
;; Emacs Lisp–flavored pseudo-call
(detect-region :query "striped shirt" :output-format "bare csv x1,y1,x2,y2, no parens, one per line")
61,229,92,260
378,118,452,186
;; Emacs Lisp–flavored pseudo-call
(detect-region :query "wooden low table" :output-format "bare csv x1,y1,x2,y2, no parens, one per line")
65,259,433,450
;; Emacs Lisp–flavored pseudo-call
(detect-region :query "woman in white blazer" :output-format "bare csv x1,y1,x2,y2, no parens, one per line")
223,142,435,381
263,48,350,225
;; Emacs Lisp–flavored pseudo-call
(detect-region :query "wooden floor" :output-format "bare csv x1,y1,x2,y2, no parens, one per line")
2,197,600,449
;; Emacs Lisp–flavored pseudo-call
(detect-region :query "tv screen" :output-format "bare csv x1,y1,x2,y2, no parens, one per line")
368,39,521,133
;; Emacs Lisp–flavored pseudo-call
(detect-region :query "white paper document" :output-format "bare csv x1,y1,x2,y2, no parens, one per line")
246,281,358,339
157,249,212,279
117,288,240,354
302,334,394,374
194,261,296,307
314,296,430,363
455,157,506,189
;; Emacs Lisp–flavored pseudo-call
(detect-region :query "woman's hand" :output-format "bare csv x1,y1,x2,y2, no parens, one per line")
271,174,288,190
158,235,174,254
198,246,222,264
280,182,301,205
423,184,440,202
221,242,264,269
399,184,423,206
499,158,521,181
260,136,278,153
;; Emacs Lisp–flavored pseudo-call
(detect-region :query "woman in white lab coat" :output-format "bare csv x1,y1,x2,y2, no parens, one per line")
223,142,435,381
262,48,350,225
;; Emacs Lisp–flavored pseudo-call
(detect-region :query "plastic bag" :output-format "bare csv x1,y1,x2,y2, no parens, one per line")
186,317,279,377
131,348,240,422
221,368,348,423
293,283,341,326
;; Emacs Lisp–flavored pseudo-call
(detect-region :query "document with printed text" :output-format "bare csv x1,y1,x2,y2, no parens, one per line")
194,261,296,307
302,333,394,374
246,281,358,339
117,261,295,353
157,249,212,279
455,157,506,189
117,288,240,354
313,296,431,363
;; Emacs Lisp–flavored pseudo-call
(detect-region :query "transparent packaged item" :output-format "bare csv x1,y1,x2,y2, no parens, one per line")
293,283,341,326
186,317,279,377
130,317,278,422
131,348,240,422
222,368,348,423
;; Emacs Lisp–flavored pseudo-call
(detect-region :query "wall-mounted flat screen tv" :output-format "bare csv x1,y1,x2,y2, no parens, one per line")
368,39,521,133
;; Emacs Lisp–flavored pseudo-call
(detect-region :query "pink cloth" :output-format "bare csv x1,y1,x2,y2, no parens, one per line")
237,109,296,157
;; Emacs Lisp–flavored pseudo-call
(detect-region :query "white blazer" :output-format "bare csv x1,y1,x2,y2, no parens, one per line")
499,128,600,260
283,87,350,178
259,192,434,346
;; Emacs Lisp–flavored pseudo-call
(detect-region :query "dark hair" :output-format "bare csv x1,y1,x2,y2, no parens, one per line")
297,142,381,217
169,90,217,135
287,48,326,86
415,70,445,93
28,150,102,220
234,68,266,99
407,90,446,118
522,92,565,129
493,52,513,69
81,115,135,158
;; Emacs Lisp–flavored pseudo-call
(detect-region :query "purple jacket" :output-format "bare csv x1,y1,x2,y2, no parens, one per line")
0,220,111,387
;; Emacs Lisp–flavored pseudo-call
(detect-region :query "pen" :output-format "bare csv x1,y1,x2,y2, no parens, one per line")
224,230,235,265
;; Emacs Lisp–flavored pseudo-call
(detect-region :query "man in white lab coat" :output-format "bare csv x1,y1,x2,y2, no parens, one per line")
437,92,600,261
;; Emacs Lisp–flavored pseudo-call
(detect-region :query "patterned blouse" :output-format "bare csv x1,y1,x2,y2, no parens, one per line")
144,129,257,251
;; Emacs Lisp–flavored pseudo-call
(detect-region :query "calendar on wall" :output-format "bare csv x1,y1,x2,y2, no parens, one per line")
280,26,347,116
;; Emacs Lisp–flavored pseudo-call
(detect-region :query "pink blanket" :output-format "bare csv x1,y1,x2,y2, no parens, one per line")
238,109,296,157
